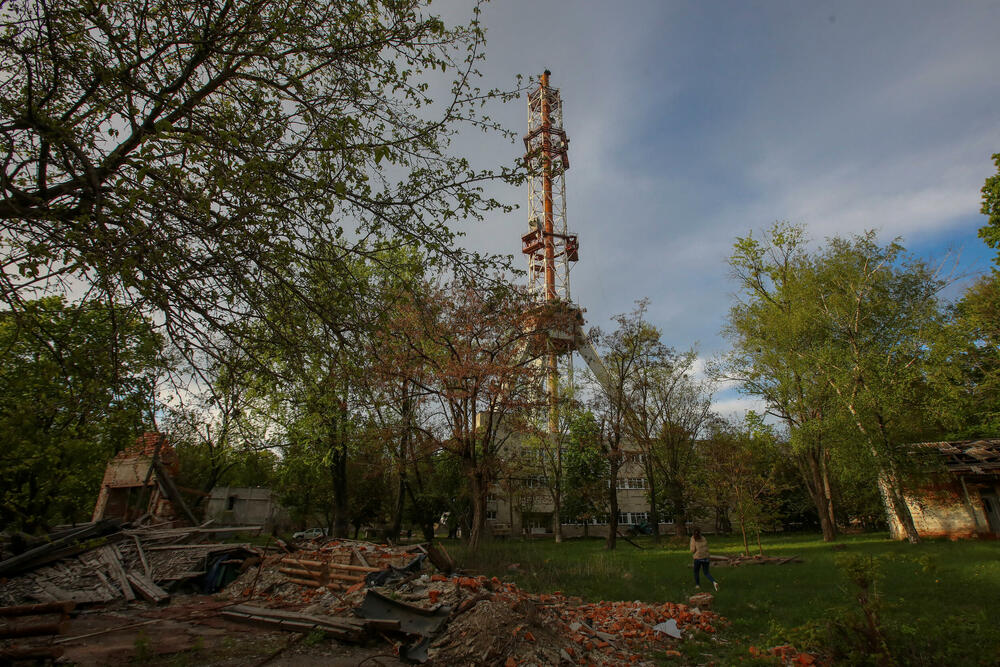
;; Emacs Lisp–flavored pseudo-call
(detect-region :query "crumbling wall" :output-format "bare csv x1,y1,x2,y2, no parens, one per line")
890,480,992,539
91,433,181,523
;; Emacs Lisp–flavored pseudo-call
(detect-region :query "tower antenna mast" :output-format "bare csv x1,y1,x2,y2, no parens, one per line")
521,70,580,443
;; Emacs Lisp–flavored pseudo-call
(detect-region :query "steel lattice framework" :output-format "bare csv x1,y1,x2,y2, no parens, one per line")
521,71,578,305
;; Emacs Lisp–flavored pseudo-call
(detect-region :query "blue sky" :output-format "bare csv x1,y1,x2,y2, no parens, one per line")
440,1,1000,416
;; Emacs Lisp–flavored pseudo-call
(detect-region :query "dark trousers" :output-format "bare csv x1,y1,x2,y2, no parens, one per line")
693,558,716,586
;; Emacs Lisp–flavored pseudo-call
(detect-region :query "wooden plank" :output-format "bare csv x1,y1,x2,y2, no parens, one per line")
92,569,119,599
34,581,70,602
224,605,367,630
351,547,370,568
278,558,328,568
220,609,362,640
425,543,455,573
278,566,315,577
286,577,322,588
99,546,135,601
327,562,381,573
146,544,232,551
125,572,170,603
151,459,199,525
132,535,151,579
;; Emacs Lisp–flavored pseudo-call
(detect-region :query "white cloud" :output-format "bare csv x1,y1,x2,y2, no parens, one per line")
711,395,768,421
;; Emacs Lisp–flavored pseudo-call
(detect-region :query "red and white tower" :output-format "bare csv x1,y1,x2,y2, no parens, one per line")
521,70,578,306
521,71,580,437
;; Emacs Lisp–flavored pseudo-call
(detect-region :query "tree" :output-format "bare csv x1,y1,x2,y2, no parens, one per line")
719,223,841,541
698,414,785,556
980,153,1000,263
587,301,660,550
809,232,946,543
0,0,521,371
514,380,583,543
640,353,715,539
562,409,607,537
930,272,1000,437
379,280,546,550
0,297,164,532
722,224,949,542
163,351,274,507
236,242,401,537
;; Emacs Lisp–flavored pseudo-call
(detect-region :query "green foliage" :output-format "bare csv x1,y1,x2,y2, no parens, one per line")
0,0,521,376
0,297,164,532
132,630,154,664
563,409,607,524
697,415,788,552
722,223,951,539
980,153,1000,263
303,630,328,647
930,271,1000,437
720,222,843,538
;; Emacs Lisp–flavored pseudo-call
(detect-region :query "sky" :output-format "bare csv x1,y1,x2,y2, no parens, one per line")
436,0,1000,417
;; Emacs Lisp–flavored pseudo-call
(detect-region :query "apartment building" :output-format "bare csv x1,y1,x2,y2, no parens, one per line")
486,442,680,538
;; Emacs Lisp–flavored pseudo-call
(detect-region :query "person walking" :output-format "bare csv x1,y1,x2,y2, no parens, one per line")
690,528,718,591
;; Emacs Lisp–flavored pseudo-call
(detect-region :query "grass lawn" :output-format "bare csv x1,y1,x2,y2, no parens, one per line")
448,532,1000,665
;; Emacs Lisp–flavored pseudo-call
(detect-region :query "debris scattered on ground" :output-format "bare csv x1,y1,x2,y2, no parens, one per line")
711,553,803,566
689,592,714,609
0,522,262,607
2,534,725,665
750,643,823,665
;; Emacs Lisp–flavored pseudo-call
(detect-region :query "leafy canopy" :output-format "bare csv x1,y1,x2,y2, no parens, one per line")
0,0,521,368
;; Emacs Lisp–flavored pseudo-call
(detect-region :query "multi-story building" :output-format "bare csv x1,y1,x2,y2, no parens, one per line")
486,438,682,538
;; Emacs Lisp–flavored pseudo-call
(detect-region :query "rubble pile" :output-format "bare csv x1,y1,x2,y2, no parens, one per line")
0,522,262,607
422,575,722,665
218,538,724,664
225,538,426,604
3,534,726,665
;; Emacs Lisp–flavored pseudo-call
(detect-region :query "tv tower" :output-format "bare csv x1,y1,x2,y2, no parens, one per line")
521,70,581,437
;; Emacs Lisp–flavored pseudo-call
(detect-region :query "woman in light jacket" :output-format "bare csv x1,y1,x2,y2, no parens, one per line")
689,528,718,590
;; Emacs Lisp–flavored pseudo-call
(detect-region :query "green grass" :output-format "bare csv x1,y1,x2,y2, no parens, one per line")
447,532,1000,665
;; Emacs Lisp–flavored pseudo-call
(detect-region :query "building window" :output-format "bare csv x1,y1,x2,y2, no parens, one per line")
615,477,648,490
616,512,650,525
486,510,497,521
226,496,237,511
525,475,547,489
624,452,645,466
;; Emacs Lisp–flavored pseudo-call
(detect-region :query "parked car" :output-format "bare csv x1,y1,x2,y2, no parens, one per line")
292,527,325,540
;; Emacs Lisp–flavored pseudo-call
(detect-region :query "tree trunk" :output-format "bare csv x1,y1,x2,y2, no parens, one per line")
465,462,489,551
672,487,687,537
739,518,750,556
645,461,660,544
553,501,562,543
389,470,406,542
606,450,620,551
820,449,837,532
801,447,837,541
877,466,920,543
331,441,349,538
